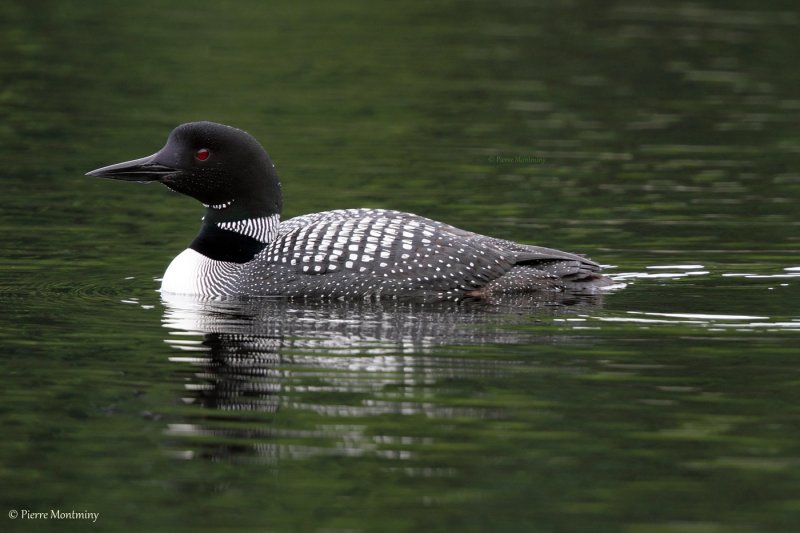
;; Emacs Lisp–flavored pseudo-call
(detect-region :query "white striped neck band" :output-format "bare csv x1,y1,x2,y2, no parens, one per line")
216,214,280,243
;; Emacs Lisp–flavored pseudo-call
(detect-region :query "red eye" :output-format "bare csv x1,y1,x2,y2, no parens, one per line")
195,148,210,161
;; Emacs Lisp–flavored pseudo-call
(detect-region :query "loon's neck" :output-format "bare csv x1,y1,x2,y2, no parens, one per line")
189,211,280,264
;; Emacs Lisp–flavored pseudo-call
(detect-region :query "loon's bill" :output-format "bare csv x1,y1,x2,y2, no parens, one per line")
87,154,177,182
88,121,613,300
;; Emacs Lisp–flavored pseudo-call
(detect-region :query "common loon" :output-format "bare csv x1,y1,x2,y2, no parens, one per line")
88,122,611,300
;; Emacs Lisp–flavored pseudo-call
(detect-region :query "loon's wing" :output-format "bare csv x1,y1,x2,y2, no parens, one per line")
261,209,605,298
253,210,516,297
477,236,599,267
474,236,602,280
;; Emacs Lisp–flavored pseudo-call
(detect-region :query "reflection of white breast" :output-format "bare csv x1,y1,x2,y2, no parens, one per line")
161,248,239,296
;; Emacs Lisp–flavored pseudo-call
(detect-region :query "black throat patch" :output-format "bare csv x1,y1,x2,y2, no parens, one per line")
189,222,266,263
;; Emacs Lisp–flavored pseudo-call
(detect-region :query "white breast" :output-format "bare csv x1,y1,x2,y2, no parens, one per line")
160,248,239,296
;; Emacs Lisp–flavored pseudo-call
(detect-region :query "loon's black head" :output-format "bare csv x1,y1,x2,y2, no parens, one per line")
87,122,282,219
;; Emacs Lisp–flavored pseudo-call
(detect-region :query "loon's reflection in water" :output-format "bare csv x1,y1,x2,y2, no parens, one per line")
160,292,605,462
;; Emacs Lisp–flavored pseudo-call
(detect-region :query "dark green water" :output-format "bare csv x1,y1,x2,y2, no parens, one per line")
2,1,799,531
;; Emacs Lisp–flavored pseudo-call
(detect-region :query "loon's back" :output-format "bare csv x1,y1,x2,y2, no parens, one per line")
230,208,607,299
